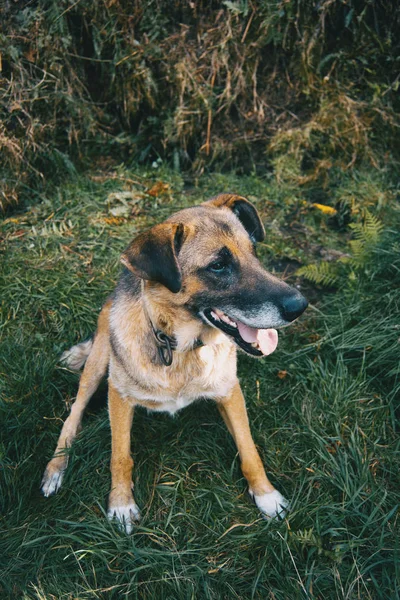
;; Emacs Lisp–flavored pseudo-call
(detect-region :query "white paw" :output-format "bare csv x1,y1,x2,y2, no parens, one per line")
107,502,141,534
41,469,64,497
250,489,288,519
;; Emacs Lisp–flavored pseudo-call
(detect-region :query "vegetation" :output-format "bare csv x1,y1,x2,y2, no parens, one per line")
1,0,400,209
1,1,399,596
1,166,399,598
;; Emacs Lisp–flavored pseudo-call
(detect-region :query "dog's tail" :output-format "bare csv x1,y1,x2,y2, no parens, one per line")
60,338,94,371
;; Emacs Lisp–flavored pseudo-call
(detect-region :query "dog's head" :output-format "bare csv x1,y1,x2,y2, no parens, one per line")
121,194,308,356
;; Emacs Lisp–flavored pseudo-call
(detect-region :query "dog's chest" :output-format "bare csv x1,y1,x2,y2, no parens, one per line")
112,342,237,414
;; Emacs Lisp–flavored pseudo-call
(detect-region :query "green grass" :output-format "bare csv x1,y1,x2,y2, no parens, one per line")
1,166,399,599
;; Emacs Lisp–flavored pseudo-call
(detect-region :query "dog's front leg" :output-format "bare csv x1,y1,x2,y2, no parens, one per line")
217,382,288,519
41,302,111,497
107,381,140,533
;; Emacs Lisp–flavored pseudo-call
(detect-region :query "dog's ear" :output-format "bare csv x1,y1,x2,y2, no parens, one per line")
121,223,186,293
206,193,265,243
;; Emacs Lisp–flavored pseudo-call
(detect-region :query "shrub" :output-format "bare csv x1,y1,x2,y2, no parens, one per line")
1,0,399,209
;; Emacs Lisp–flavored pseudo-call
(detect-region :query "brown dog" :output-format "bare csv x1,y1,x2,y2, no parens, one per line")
41,193,307,532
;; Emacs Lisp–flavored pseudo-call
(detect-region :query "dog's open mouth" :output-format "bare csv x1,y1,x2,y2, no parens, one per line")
203,308,278,357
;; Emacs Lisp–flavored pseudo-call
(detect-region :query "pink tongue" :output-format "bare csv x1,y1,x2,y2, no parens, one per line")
237,322,278,356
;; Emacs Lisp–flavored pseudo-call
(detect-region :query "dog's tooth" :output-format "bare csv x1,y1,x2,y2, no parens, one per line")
211,311,220,320
217,312,238,328
213,310,237,328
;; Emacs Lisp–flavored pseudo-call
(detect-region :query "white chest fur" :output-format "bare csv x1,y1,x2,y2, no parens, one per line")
110,340,237,415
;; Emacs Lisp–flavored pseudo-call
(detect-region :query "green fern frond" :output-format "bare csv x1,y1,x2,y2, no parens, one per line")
350,210,383,243
348,238,366,261
297,262,339,286
349,210,383,264
298,211,384,288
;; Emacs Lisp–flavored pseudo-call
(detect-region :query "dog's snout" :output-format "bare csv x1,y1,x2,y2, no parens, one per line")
280,290,308,322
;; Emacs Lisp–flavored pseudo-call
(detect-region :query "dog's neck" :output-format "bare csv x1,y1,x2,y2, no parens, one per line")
140,283,227,365
140,285,204,366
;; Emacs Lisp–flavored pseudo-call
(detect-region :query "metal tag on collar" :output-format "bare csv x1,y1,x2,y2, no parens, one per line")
155,331,176,367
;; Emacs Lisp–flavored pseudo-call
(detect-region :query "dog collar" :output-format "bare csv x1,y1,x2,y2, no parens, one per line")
141,286,203,366
152,327,177,367
150,324,203,367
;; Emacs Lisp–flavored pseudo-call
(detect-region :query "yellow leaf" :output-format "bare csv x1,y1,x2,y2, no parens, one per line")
147,181,170,197
312,203,337,215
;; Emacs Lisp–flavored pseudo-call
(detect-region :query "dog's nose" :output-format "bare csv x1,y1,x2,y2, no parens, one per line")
280,290,308,322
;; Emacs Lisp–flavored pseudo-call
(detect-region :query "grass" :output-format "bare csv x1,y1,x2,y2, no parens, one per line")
0,165,399,599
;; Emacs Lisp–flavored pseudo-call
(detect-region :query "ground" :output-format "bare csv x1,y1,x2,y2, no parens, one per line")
0,165,399,599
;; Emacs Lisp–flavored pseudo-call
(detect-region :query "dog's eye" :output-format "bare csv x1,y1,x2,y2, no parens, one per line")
208,261,227,273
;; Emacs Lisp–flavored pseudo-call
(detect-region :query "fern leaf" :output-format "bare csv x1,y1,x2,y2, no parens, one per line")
297,262,339,286
349,210,383,265
350,210,383,244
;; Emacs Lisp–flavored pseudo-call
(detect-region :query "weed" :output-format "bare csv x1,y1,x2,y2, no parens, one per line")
297,209,385,287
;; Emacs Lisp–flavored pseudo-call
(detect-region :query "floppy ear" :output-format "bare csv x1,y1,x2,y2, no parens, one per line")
121,223,186,293
206,193,265,243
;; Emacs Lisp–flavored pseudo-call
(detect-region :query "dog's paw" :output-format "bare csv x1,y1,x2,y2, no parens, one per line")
41,466,65,497
250,489,288,519
107,501,141,534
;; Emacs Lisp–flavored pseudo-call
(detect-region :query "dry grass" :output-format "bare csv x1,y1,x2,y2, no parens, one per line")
1,1,399,210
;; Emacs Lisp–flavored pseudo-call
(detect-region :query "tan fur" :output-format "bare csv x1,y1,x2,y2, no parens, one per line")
218,383,274,495
42,301,111,494
107,381,135,512
109,289,237,412
42,195,303,525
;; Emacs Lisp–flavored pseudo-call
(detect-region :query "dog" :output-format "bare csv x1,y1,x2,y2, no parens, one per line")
41,193,308,533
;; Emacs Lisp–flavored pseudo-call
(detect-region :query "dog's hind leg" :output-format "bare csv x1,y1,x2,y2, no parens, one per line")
217,381,288,519
41,301,111,497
